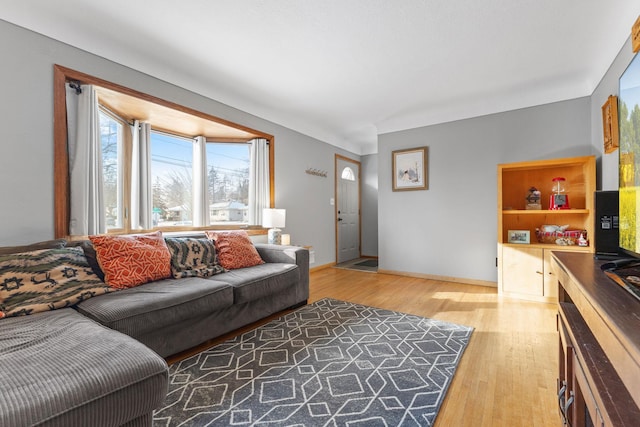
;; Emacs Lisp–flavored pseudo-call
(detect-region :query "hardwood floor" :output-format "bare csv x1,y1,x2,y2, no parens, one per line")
311,267,559,427
167,267,560,426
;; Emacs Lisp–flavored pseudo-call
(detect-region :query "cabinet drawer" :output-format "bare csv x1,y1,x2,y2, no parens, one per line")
573,353,602,427
557,314,574,426
558,315,573,382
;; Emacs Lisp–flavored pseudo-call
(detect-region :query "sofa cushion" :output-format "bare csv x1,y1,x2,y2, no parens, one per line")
90,231,171,289
206,230,264,270
78,240,105,280
0,308,168,426
76,277,234,337
0,247,113,319
0,238,67,255
165,237,226,278
214,263,299,304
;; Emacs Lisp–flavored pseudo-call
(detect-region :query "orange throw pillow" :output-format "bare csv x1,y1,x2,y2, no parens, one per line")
89,231,171,289
205,230,264,270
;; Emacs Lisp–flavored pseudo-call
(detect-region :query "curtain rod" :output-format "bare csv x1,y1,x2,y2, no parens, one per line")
68,80,82,94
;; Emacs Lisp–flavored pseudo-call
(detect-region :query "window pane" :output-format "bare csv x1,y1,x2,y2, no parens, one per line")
151,132,193,227
99,111,122,229
341,166,355,181
207,143,250,224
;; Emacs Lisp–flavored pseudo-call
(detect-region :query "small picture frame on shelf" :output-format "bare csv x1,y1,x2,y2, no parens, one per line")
508,230,530,244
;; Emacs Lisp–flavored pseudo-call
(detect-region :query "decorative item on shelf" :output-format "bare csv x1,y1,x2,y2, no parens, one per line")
536,225,587,246
508,229,530,244
577,233,588,247
525,187,542,210
262,208,286,245
549,177,570,210
305,168,327,178
602,95,619,154
281,234,291,245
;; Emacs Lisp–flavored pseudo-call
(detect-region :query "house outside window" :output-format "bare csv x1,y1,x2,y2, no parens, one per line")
207,143,250,225
151,132,194,227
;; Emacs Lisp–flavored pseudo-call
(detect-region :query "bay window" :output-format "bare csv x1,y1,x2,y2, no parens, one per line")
54,65,274,238
151,131,194,227
206,143,250,224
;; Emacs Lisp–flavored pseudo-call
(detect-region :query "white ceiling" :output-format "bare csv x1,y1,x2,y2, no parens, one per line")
2,1,640,155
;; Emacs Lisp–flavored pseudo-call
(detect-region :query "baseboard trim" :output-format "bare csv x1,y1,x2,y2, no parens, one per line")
377,269,497,288
310,262,335,272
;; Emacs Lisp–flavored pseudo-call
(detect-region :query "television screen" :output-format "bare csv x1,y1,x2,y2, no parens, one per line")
619,52,640,257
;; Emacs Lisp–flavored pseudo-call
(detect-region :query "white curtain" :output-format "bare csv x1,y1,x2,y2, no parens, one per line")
193,136,209,226
131,120,152,229
248,138,270,225
66,83,105,235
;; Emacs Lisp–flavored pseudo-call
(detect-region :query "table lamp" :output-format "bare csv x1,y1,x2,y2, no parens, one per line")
262,208,286,245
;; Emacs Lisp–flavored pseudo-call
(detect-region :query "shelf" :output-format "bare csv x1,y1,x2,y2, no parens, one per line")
502,242,591,251
502,209,589,215
498,155,596,301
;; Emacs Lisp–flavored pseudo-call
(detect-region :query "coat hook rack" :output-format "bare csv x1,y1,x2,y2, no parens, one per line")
305,168,327,178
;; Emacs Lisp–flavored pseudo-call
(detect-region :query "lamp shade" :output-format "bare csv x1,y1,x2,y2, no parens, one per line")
262,208,286,228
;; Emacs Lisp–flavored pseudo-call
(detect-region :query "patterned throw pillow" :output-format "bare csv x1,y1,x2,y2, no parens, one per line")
89,231,171,289
205,230,264,270
0,247,113,319
165,237,226,279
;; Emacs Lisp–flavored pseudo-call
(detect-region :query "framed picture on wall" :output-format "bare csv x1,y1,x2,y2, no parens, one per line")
602,95,619,154
392,146,428,191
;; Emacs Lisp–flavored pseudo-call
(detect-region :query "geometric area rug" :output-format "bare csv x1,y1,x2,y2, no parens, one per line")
153,298,473,426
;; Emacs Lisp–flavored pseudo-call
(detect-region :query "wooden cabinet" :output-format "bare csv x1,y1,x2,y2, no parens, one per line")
498,156,596,302
552,252,640,426
500,246,584,302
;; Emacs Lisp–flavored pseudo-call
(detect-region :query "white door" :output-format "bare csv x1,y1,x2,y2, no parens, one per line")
336,156,360,263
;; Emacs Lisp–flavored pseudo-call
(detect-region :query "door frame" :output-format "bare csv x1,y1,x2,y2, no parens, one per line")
334,154,362,264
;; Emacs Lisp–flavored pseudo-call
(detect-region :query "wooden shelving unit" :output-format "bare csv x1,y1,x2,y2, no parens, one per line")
497,155,596,302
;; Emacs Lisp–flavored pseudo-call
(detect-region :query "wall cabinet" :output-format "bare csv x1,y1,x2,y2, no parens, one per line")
498,156,595,302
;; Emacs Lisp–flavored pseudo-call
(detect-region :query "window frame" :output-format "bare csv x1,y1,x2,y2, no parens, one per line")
53,65,274,239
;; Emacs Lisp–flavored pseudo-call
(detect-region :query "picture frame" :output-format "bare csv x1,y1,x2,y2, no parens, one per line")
602,95,619,154
392,146,428,191
507,230,530,244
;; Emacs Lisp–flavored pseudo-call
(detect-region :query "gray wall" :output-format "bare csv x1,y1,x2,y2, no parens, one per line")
0,19,356,267
361,154,378,257
2,17,633,277
591,38,636,191
378,98,593,283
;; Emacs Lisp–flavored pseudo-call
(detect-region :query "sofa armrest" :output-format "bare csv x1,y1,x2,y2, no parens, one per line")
254,244,309,304
254,244,306,264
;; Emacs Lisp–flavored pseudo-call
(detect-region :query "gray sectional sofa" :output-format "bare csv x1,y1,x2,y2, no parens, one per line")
76,243,310,358
0,238,309,427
